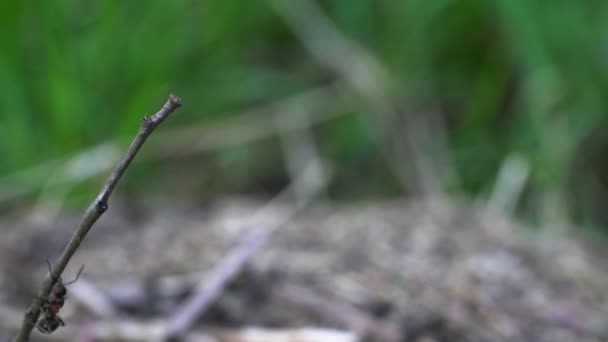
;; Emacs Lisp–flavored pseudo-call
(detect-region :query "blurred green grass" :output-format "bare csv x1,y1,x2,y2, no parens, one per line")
1,1,608,227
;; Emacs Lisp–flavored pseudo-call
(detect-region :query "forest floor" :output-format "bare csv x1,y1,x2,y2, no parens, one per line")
1,198,607,341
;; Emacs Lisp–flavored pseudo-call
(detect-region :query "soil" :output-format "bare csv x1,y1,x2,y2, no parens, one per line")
1,198,607,341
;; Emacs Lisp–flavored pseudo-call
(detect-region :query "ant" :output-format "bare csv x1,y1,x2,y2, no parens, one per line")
37,314,64,334
36,260,84,334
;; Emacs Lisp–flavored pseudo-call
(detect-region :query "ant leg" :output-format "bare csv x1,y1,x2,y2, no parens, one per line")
34,296,51,309
26,310,37,324
45,259,60,283
63,264,85,285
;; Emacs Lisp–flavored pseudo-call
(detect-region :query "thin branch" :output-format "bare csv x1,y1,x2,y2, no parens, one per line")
275,282,401,341
162,160,328,340
0,84,343,207
268,0,455,197
32,319,356,342
68,278,118,319
13,94,182,342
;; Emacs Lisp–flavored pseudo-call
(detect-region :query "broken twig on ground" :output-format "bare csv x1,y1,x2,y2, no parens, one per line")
162,161,328,340
12,94,182,342
275,282,401,341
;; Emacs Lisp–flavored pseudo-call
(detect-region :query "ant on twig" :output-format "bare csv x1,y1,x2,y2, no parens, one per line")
36,260,84,334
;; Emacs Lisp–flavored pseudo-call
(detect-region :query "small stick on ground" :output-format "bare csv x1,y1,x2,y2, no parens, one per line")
275,282,402,341
68,278,118,319
162,161,327,340
12,94,182,342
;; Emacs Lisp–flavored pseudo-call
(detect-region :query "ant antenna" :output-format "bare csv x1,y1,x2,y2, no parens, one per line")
63,265,85,285
45,259,59,282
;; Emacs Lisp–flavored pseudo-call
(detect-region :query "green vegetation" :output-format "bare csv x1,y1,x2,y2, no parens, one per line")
1,1,607,227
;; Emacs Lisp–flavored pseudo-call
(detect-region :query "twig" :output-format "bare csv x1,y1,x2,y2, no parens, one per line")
221,327,358,342
268,0,455,197
12,94,182,342
162,161,328,340
0,84,341,207
275,105,327,204
34,319,356,342
152,83,343,159
30,143,121,225
68,278,118,318
275,282,401,341
486,153,529,216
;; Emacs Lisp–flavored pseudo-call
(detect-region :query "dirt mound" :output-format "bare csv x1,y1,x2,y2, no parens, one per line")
2,199,607,341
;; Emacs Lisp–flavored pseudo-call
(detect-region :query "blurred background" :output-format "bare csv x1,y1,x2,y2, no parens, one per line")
2,0,608,341
1,0,607,229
